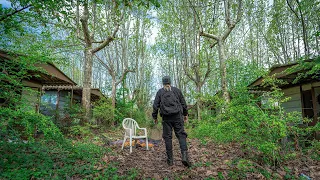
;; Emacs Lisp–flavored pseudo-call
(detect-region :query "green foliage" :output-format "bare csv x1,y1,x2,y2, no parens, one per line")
1,55,46,107
116,87,133,121
0,107,64,142
131,108,149,126
93,98,114,126
193,87,316,165
227,58,266,89
60,102,84,127
285,56,320,84
309,139,320,160
0,51,65,142
227,159,255,179
68,124,92,137
0,140,128,179
115,87,149,126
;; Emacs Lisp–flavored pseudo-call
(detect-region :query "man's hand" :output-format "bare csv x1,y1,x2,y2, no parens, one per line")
183,116,188,123
154,119,158,124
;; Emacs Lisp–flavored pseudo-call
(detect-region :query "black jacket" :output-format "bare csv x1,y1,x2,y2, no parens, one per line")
152,86,188,120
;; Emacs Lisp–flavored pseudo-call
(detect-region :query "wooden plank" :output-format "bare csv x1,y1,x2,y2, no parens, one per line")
284,107,303,113
283,86,300,96
282,87,301,112
311,81,320,87
282,101,301,108
285,93,301,101
302,84,312,91
22,80,42,88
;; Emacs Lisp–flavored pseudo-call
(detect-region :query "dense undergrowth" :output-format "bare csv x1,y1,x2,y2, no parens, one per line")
0,105,139,179
191,87,320,178
0,55,141,179
0,117,140,180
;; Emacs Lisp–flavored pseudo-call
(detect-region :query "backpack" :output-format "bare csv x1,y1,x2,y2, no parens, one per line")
160,88,181,116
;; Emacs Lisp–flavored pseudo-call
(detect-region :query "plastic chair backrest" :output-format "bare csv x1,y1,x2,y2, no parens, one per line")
122,118,138,136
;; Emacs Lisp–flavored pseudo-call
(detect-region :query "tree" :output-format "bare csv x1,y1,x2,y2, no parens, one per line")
75,0,160,122
193,0,243,103
77,0,122,122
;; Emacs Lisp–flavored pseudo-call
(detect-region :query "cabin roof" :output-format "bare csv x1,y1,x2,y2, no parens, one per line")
248,59,319,90
0,49,77,86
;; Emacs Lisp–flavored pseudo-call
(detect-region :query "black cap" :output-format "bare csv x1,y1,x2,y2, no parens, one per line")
162,76,171,85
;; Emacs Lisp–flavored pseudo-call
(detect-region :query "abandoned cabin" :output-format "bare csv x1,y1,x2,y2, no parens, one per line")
0,49,105,121
249,60,320,131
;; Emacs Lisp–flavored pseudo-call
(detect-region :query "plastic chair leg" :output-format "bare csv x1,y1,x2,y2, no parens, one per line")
146,137,149,150
121,136,127,150
130,136,132,153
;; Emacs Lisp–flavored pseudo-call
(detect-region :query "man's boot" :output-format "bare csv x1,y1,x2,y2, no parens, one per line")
166,151,173,166
181,151,191,167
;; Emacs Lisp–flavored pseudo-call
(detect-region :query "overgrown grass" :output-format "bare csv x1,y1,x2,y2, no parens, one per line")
0,139,137,179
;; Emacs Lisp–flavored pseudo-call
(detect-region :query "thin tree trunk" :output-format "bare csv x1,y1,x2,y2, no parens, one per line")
196,85,201,120
111,77,116,109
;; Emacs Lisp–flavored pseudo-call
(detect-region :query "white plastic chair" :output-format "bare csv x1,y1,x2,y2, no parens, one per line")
121,118,149,153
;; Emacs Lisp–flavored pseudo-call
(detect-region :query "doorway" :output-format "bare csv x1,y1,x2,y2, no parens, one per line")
302,90,314,120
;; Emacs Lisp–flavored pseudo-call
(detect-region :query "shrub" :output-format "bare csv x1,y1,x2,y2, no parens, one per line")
0,106,64,142
93,98,114,126
0,140,120,179
60,101,84,128
193,88,315,165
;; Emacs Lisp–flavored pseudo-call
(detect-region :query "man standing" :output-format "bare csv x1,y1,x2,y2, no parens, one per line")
152,76,191,167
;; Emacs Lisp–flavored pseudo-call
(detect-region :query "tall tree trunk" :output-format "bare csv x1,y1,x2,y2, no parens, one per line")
80,1,93,123
218,40,230,103
82,48,93,122
79,0,120,122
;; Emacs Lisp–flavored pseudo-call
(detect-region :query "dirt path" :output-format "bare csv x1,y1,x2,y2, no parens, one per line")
106,137,320,180
109,139,245,179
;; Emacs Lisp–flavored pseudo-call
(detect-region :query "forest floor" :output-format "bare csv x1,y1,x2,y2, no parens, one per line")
98,129,320,180
1,127,319,179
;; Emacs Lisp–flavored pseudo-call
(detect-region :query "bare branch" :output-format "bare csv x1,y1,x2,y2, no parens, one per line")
80,1,91,45
210,41,218,48
203,58,211,84
235,0,243,24
92,40,104,43
187,0,203,32
222,0,242,41
286,0,300,19
199,31,220,41
222,26,234,41
91,13,123,54
183,62,197,82
94,54,112,74
91,0,97,41
0,4,32,22
76,0,80,37
224,0,231,27
115,68,135,86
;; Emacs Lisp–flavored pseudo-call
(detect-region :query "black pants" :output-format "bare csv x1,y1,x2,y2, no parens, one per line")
162,117,188,152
